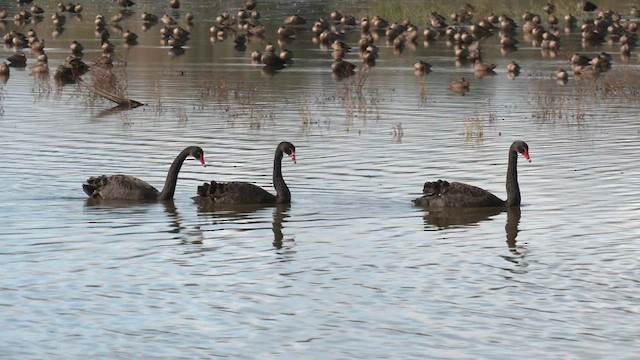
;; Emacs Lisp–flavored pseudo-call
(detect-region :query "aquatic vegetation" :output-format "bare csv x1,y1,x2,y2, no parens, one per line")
530,86,590,126
418,78,430,107
337,68,381,123
597,67,640,99
392,122,403,142
464,113,485,140
298,99,315,132
197,76,276,128
89,65,131,106
31,75,53,102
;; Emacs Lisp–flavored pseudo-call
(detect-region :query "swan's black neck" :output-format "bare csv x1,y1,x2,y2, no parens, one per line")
273,147,291,203
505,146,521,206
158,147,192,200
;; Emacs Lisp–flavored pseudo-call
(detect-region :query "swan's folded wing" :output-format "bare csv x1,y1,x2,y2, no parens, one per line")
194,181,276,205
414,181,504,207
439,182,504,207
87,174,159,200
210,181,277,205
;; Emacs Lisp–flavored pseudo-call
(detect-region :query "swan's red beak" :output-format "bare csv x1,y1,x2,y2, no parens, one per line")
289,152,297,164
199,154,206,167
523,150,531,163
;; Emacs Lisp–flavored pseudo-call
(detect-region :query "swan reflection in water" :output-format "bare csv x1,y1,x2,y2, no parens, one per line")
422,206,527,266
84,197,293,249
84,198,190,235
422,206,504,230
196,203,293,250
501,207,528,268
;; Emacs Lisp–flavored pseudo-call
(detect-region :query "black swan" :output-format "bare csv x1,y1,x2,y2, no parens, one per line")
413,141,531,207
193,141,295,205
83,146,205,201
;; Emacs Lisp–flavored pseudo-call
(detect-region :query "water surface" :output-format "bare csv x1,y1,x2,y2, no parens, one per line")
0,0,639,358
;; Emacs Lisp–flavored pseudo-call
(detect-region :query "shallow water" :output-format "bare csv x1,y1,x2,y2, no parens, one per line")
1,0,639,358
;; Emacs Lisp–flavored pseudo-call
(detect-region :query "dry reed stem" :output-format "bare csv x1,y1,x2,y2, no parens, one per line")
337,68,380,123
464,113,485,139
419,79,428,107
299,99,314,131
90,66,130,104
198,76,276,128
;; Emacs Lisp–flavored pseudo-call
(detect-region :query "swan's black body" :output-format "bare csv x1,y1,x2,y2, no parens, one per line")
83,146,205,201
413,141,530,207
193,142,295,205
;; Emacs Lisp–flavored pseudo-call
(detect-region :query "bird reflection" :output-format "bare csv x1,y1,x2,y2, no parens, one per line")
162,200,183,234
93,103,140,118
196,203,292,249
85,198,185,234
271,204,291,249
84,197,156,208
505,206,520,249
422,206,503,229
162,201,210,243
422,206,526,266
500,206,528,267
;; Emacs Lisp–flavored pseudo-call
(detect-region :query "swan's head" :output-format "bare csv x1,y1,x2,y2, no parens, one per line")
280,141,296,164
513,141,531,163
190,146,206,167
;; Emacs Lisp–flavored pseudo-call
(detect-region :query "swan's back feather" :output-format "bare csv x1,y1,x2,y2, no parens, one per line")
83,175,160,200
193,180,276,205
413,180,504,207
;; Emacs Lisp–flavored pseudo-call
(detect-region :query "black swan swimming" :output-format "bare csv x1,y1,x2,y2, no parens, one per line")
193,141,296,205
413,141,531,207
83,146,205,201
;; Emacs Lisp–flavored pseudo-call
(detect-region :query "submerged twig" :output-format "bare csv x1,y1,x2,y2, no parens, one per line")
89,84,144,109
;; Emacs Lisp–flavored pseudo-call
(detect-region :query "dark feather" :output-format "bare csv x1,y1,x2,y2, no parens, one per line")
83,175,159,200
413,180,504,207
194,180,277,205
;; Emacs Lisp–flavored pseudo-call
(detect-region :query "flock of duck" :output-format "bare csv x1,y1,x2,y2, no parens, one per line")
223,0,638,86
82,140,531,209
0,0,638,91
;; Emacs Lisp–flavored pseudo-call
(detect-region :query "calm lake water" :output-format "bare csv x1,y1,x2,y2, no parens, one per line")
1,0,639,358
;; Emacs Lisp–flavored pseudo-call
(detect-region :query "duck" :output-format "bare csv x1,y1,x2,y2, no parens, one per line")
116,0,135,8
284,14,307,25
245,0,257,10
473,58,497,72
507,61,520,73
70,40,84,53
556,69,569,80
30,63,49,75
161,14,177,25
414,60,432,74
251,50,262,63
7,53,27,67
123,30,138,42
331,57,356,78
141,12,158,23
448,77,470,92
0,62,10,75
